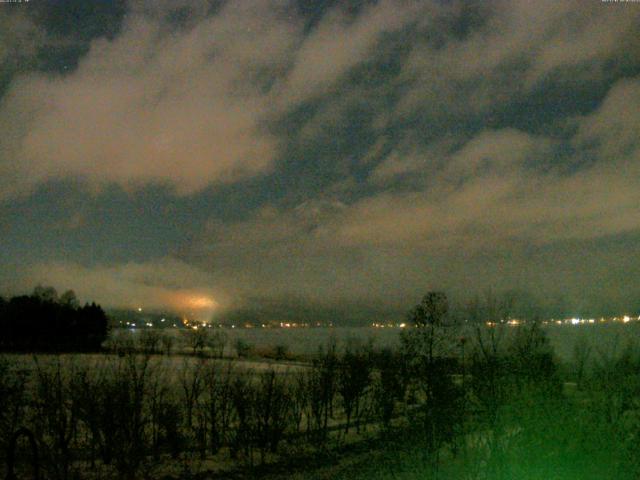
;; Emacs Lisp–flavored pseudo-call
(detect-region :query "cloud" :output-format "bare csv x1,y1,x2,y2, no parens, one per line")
524,1,640,85
182,87,640,307
0,0,427,198
188,200,364,302
181,186,640,315
2,1,640,318
275,0,423,108
4,0,636,198
14,258,225,320
395,0,640,119
359,72,640,255
337,169,638,250
179,69,640,313
0,10,44,69
0,2,298,197
444,129,548,176
573,78,640,165
369,134,461,184
338,127,639,249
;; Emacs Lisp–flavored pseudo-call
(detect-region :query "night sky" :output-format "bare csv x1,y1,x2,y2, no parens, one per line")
1,0,639,322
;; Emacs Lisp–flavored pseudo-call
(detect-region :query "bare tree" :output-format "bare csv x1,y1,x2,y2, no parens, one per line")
372,348,406,432
159,330,175,356
288,371,308,436
0,356,28,460
254,369,291,462
338,340,372,434
403,291,463,464
573,335,592,390
185,328,208,356
229,374,255,462
139,328,162,354
179,358,205,431
307,338,338,444
409,291,449,328
203,361,234,455
32,358,80,480
207,329,227,359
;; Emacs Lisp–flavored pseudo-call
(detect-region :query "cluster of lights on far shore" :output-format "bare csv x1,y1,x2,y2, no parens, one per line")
372,322,407,328
543,315,639,326
372,315,640,329
121,317,336,330
276,321,332,328
486,315,640,327
121,308,640,330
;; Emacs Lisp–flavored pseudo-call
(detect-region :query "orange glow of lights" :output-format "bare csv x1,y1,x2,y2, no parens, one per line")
187,296,217,309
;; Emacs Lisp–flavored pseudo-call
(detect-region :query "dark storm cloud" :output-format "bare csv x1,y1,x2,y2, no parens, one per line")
1,0,639,317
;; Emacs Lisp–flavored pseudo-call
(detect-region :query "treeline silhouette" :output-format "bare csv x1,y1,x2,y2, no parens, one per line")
0,286,108,352
0,291,639,479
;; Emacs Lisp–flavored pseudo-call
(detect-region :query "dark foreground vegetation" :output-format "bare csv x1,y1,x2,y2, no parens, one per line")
0,287,108,352
0,292,639,479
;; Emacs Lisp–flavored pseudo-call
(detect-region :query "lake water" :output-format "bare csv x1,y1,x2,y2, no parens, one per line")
129,322,640,363
230,323,640,362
